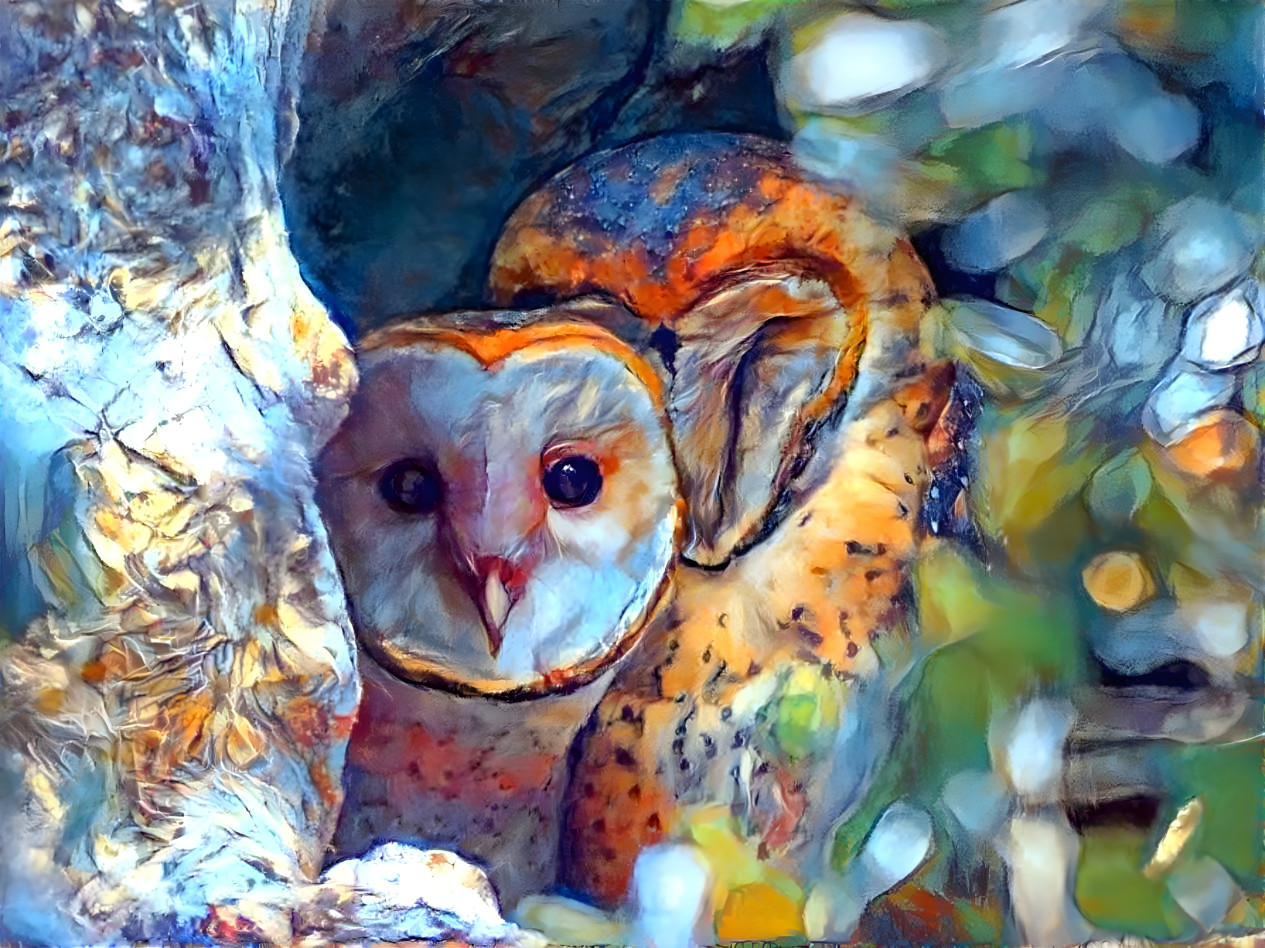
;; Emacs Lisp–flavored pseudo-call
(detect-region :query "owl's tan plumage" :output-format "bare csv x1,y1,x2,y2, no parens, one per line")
487,132,943,915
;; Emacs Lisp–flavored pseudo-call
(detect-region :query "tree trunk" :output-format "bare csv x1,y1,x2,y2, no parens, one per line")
0,2,516,943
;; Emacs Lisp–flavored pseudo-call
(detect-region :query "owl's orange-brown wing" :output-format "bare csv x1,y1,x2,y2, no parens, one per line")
561,370,952,908
488,133,947,910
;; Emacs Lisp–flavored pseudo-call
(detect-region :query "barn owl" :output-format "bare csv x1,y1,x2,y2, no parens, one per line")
488,132,945,930
315,302,683,904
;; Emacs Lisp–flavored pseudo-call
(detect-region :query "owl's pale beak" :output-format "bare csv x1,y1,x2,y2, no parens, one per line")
480,571,512,658
470,556,524,658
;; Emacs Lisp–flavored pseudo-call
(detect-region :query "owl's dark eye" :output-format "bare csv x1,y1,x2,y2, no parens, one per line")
379,459,443,514
542,455,602,508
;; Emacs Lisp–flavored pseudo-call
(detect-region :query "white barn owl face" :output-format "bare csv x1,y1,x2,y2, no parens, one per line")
317,308,681,697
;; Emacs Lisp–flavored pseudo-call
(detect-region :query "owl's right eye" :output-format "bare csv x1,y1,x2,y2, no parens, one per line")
379,459,443,514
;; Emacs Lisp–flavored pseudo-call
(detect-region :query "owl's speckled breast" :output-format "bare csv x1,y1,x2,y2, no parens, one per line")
334,656,619,906
562,367,950,904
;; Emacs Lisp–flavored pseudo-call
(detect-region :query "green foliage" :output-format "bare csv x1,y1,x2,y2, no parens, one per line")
756,665,847,765
1075,826,1193,940
671,0,805,50
918,121,1046,199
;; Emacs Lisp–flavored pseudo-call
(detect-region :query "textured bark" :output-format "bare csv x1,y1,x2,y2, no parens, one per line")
0,2,513,944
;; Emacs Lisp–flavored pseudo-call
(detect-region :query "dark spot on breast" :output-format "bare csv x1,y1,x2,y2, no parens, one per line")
667,639,679,651
701,647,712,664
592,818,606,834
679,759,690,771
799,513,812,527
799,626,824,647
614,748,636,768
621,704,636,722
629,785,641,802
672,738,685,754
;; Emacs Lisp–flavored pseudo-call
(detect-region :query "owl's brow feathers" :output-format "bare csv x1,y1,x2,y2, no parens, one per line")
360,319,666,407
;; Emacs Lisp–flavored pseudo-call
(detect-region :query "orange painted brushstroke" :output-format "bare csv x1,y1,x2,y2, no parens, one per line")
362,318,666,407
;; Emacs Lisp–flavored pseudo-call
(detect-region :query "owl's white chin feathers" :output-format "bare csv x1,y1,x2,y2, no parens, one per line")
347,507,678,697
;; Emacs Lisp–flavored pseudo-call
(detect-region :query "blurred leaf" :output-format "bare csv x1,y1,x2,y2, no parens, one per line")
917,544,1004,649
514,895,626,946
688,812,805,907
1243,362,1265,430
870,0,975,13
918,120,1045,197
1064,195,1147,256
774,694,821,763
834,563,1084,871
716,882,805,941
761,665,844,764
1020,242,1099,344
1085,449,1154,525
1076,827,1192,940
671,0,797,49
1173,740,1265,888
974,405,1108,569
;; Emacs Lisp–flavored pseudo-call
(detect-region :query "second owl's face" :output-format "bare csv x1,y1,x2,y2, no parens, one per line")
316,318,681,697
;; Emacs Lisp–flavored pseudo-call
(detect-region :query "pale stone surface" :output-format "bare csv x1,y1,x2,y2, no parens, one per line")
630,843,715,948
1143,367,1237,443
944,297,1064,369
992,699,1076,803
1168,857,1244,932
1182,280,1265,370
856,801,934,892
976,0,1107,71
1141,198,1259,304
941,769,1011,840
942,191,1050,273
999,813,1095,948
786,13,946,112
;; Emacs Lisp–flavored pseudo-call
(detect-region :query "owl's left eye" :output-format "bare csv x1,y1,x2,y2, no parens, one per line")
542,454,603,509
379,459,443,514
